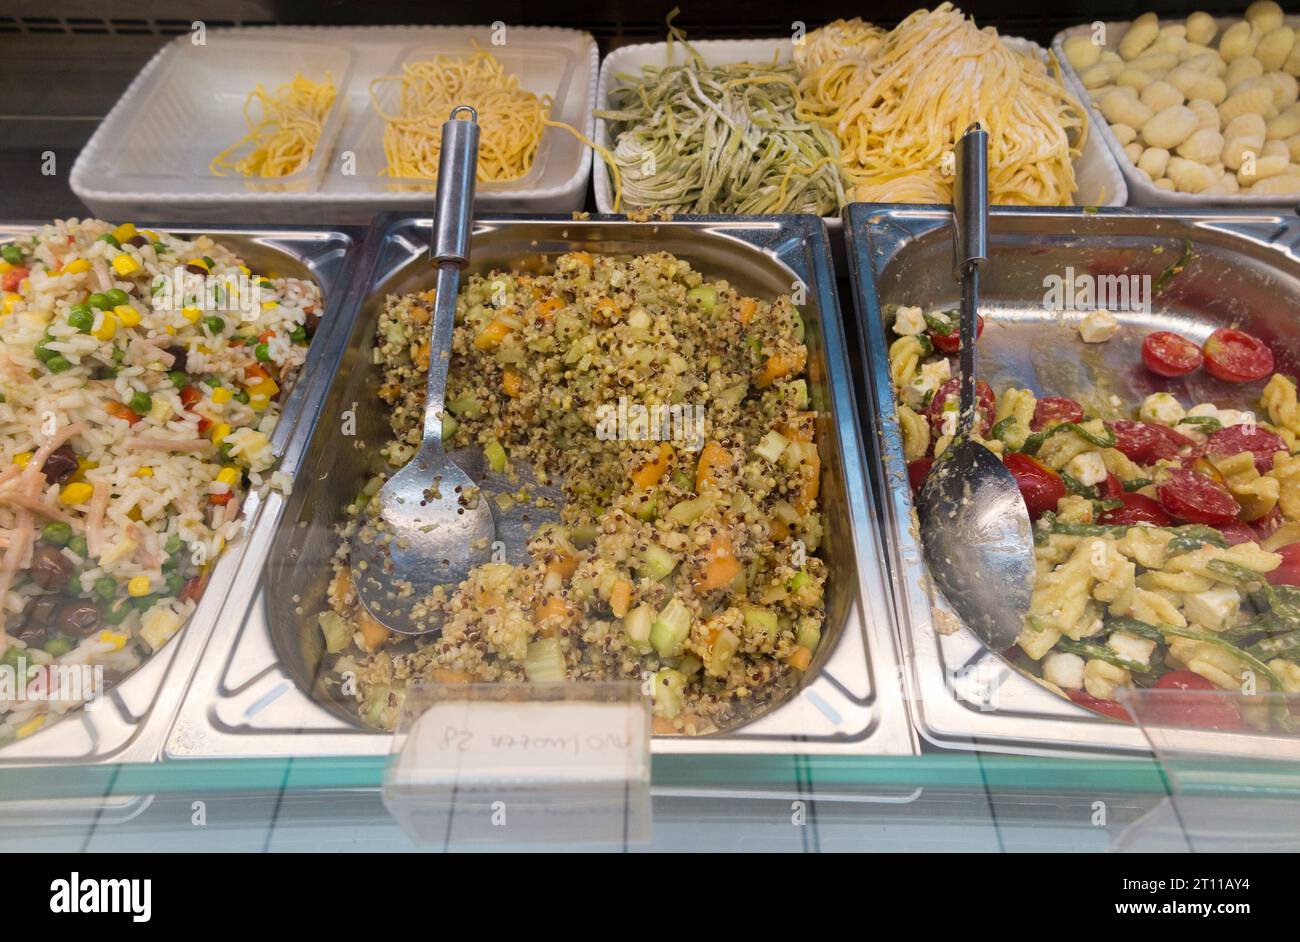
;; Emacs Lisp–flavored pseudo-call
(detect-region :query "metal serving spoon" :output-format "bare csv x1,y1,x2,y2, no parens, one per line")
916,123,1035,652
350,105,496,635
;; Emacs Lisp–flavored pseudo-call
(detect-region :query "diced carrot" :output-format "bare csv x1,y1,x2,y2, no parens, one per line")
570,251,594,267
104,401,140,425
769,516,790,540
532,594,569,630
414,340,430,371
609,578,633,618
409,306,431,325
786,646,813,671
246,364,271,381
652,716,678,734
357,610,390,651
259,329,275,344
473,317,513,351
330,566,353,606
180,385,202,408
546,552,579,580
737,297,758,324
591,297,619,325
476,589,505,610
535,296,564,320
697,532,742,591
502,368,523,398
430,668,474,684
777,412,816,443
755,348,807,389
695,441,730,492
209,492,234,506
631,442,673,488
791,443,821,513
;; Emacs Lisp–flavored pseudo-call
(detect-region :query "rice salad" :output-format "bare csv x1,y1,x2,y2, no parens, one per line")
320,250,826,735
0,218,320,743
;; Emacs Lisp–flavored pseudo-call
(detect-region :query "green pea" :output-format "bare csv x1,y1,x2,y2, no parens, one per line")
34,343,55,363
164,534,183,555
129,391,152,415
0,393,6,403
67,535,88,557
98,233,121,249
112,346,126,365
67,573,82,595
41,521,72,546
87,292,111,310
204,315,225,335
1,244,22,264
105,288,129,307
101,598,132,625
233,390,250,404
168,370,188,387
43,636,73,657
94,576,117,600
254,343,271,363
131,593,157,612
202,256,215,269
45,355,71,374
96,367,118,380
218,442,235,462
165,571,185,596
153,242,167,254
289,325,307,344
68,308,94,332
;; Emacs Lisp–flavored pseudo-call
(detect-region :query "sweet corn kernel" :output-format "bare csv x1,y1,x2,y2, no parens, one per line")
13,452,31,468
238,265,250,275
261,300,278,310
15,716,45,739
181,306,202,323
60,482,93,505
62,258,90,275
0,261,10,274
113,304,141,327
98,630,128,651
134,466,154,478
211,423,232,445
2,293,20,314
142,230,159,242
112,254,140,277
92,312,117,341
186,257,210,272
163,325,175,335
19,279,28,292
216,465,241,487
211,386,233,404
111,223,137,243
127,576,151,597
248,377,279,397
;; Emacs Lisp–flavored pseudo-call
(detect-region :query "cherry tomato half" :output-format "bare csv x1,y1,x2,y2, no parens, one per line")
1266,543,1300,586
927,377,996,437
2,266,29,293
907,457,934,494
1030,395,1084,432
1065,688,1132,722
1202,328,1275,384
1214,519,1259,546
1205,424,1288,474
1141,330,1203,378
1097,491,1173,527
1108,420,1195,464
1003,452,1067,520
1150,670,1243,731
1156,467,1242,525
929,313,984,355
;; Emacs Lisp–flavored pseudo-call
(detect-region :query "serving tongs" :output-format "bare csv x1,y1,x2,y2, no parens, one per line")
350,105,497,635
916,123,1035,652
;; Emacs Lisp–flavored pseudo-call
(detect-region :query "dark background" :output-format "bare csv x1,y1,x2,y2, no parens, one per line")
0,0,1253,217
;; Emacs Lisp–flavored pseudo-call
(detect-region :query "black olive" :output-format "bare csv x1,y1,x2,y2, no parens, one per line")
40,443,78,485
12,620,46,647
305,311,322,337
165,346,188,372
30,544,74,589
53,601,101,637
126,235,149,248
184,263,207,275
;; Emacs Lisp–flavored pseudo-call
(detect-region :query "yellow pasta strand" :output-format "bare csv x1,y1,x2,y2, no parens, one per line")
211,73,336,178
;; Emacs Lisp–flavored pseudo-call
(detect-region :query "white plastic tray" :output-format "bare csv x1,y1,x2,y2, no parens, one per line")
1054,16,1300,207
593,37,1127,220
71,25,599,222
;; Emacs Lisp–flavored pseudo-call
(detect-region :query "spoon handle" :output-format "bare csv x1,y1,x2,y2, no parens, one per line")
424,106,480,443
953,122,988,428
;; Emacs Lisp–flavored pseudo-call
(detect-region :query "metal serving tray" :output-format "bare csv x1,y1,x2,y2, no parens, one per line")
0,222,362,775
166,213,918,760
846,202,1300,758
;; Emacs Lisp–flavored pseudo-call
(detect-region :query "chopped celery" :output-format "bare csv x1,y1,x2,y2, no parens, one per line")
787,569,810,592
484,440,508,473
652,668,687,719
637,543,680,580
718,381,749,405
679,653,704,676
446,394,481,419
570,523,599,547
318,611,352,654
755,429,789,463
362,686,395,726
788,379,809,410
742,605,779,635
792,311,805,343
634,494,658,521
650,596,692,656
795,616,821,652
667,495,715,526
627,308,652,330
622,603,654,654
706,627,740,677
440,413,459,440
686,286,717,312
523,637,566,684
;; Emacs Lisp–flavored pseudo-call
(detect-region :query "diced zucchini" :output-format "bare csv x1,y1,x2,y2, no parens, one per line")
318,611,352,654
484,440,508,473
637,543,680,580
622,603,654,654
718,381,749,405
788,378,809,410
649,596,692,657
792,311,805,343
686,285,717,312
523,637,566,684
440,413,459,440
634,495,658,522
570,523,599,547
652,668,687,719
787,569,810,592
446,394,481,419
755,429,789,463
706,627,741,677
795,616,821,652
742,605,779,635
627,308,651,330
666,495,715,526
679,653,703,676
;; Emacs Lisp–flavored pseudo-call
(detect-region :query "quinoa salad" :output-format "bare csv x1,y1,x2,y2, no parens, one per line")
320,250,826,734
0,218,321,744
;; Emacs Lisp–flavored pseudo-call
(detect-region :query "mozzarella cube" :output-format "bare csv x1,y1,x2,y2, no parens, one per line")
902,358,951,410
1065,450,1108,487
1138,392,1186,427
1043,651,1086,690
1107,630,1157,666
1183,586,1240,632
1078,309,1120,343
893,305,926,335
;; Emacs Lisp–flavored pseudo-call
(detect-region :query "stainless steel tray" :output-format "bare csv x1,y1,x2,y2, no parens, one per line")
166,213,918,759
845,202,1300,758
0,222,363,774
